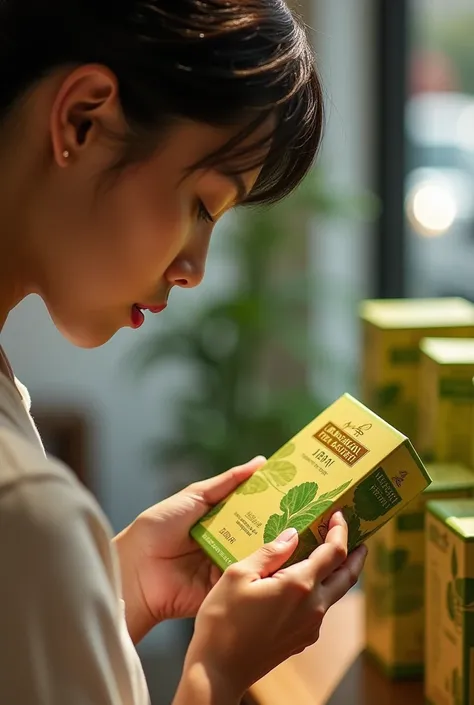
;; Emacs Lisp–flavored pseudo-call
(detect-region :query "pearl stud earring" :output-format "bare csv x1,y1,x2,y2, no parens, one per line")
62,150,70,159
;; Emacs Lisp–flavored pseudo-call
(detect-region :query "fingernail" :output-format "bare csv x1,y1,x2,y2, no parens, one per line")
333,510,344,522
277,527,298,543
251,455,267,464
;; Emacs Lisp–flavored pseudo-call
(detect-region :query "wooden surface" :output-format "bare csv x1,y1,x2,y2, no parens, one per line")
246,590,424,705
326,654,423,705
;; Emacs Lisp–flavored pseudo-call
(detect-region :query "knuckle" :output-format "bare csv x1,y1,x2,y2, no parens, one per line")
331,540,348,564
346,563,360,588
312,602,327,625
225,563,244,581
260,544,277,560
287,578,313,599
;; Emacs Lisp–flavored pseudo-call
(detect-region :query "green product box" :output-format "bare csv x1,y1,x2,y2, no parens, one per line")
364,463,474,679
425,499,474,705
361,298,474,441
419,337,474,466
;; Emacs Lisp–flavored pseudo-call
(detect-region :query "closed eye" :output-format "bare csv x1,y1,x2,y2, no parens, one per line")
197,199,215,224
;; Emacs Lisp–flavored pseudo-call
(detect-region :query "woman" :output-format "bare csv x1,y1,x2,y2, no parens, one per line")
0,1,367,703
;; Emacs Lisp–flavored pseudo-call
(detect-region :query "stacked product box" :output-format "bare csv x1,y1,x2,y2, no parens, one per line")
360,298,474,441
425,499,474,705
364,463,474,678
361,297,474,680
418,337,474,466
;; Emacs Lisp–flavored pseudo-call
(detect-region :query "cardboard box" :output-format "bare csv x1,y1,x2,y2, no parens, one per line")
419,338,474,466
360,298,474,441
425,499,474,705
191,394,431,571
364,463,474,679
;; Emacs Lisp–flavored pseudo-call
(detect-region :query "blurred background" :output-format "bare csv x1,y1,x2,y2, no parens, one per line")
2,0,474,702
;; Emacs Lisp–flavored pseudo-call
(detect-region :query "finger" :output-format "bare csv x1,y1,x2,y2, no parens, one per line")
322,544,368,606
235,528,299,580
188,456,267,509
292,511,348,584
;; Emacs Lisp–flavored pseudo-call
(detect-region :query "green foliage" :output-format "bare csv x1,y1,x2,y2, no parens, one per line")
132,171,377,483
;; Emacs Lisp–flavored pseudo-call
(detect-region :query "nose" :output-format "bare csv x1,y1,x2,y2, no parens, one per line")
166,256,205,289
165,228,212,289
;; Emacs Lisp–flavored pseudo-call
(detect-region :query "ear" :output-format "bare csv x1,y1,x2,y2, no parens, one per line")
50,64,124,167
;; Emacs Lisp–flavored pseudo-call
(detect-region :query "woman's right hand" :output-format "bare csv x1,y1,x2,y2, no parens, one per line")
180,511,367,702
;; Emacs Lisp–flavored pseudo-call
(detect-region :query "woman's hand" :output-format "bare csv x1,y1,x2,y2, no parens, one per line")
113,457,267,642
180,512,367,702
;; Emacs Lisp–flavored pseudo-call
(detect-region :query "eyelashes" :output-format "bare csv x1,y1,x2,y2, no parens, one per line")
197,199,215,224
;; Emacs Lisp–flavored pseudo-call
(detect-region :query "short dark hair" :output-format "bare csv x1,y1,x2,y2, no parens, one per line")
0,0,324,205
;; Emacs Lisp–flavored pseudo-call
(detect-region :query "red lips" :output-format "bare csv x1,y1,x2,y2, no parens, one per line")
139,304,167,314
131,302,167,329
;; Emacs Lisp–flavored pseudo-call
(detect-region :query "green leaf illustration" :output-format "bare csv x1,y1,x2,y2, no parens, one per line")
308,499,334,516
455,577,474,607
272,443,295,460
452,668,462,705
377,383,401,407
374,543,409,574
447,582,456,622
341,505,362,552
370,564,424,617
284,529,319,567
317,480,352,503
235,473,268,495
263,460,297,488
358,527,378,544
353,470,400,522
264,482,324,543
452,546,458,579
288,501,333,533
203,500,225,521
280,482,318,515
263,512,288,543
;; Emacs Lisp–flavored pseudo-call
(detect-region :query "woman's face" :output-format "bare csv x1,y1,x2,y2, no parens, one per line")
21,67,263,348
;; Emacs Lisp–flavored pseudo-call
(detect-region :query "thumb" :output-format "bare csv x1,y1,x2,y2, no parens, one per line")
238,528,299,579
188,456,267,512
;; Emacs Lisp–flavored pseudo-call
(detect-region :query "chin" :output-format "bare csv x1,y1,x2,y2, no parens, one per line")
53,316,120,349
44,300,123,349
60,328,117,349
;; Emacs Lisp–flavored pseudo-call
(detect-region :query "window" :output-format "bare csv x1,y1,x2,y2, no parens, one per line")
405,0,474,300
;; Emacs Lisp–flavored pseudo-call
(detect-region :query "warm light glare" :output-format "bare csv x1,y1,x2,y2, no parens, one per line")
407,182,457,237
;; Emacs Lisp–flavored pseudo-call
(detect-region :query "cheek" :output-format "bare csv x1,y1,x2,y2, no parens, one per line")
102,173,190,280
65,173,190,304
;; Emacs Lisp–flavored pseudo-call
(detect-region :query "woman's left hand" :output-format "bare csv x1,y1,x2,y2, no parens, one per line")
113,456,266,643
